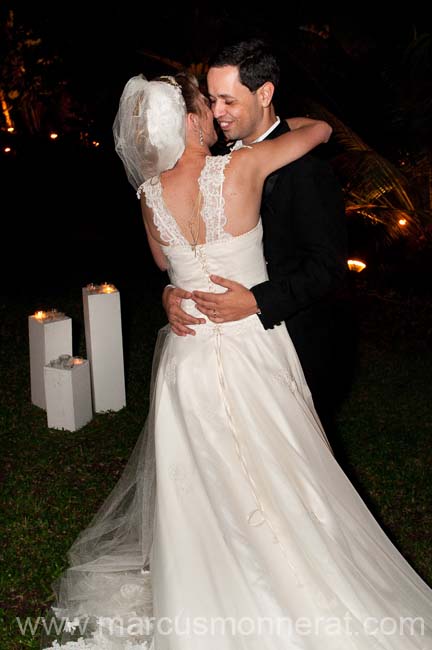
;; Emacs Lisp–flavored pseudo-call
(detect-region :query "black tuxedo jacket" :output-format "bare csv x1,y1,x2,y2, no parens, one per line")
248,121,353,426
250,120,348,328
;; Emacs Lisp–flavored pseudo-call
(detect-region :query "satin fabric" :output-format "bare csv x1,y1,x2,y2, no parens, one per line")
43,222,432,649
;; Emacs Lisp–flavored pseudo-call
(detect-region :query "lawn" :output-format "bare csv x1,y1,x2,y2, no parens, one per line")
1,281,431,649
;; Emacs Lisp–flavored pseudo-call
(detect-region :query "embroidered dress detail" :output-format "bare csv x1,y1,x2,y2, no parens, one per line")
137,177,188,247
138,155,233,247
198,155,233,243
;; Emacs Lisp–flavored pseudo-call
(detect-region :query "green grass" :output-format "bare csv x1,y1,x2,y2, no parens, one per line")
333,290,432,580
1,284,431,649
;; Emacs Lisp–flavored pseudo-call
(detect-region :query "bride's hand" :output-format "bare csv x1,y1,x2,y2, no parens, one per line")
163,285,206,336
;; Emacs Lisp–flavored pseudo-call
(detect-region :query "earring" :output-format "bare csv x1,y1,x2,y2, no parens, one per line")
199,129,204,146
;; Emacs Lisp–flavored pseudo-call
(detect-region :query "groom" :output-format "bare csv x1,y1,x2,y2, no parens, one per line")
163,38,355,436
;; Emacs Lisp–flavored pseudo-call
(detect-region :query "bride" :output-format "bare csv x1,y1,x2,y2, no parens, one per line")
41,73,432,650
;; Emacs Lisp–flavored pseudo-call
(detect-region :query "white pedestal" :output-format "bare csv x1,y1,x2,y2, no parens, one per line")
82,286,126,412
44,357,93,431
28,314,72,410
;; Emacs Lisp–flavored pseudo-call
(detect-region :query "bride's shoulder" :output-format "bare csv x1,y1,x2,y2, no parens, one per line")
136,175,160,200
202,153,232,175
226,146,257,175
209,152,232,163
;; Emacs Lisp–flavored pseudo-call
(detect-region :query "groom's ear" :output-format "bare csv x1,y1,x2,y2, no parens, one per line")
257,82,274,108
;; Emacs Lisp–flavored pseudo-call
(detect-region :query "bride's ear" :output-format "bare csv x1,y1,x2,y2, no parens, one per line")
187,113,200,133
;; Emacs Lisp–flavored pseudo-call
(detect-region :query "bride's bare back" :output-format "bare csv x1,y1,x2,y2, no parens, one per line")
140,118,331,267
143,150,261,245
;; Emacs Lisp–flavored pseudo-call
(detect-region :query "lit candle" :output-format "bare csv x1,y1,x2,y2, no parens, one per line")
100,282,117,294
47,354,86,369
85,282,117,294
347,259,366,273
32,309,65,322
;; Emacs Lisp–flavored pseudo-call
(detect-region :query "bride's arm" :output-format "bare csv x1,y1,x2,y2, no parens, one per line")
239,117,332,181
141,203,169,271
285,116,330,133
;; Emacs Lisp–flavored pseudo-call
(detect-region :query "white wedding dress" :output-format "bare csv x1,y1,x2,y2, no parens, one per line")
42,155,432,650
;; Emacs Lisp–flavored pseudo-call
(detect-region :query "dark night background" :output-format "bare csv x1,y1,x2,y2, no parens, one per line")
1,5,432,294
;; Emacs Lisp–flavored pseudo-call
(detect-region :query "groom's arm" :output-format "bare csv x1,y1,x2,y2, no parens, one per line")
193,252,345,325
192,277,260,323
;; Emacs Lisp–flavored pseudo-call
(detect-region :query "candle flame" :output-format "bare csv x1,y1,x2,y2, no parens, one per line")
398,218,407,226
347,259,366,273
100,283,116,294
33,309,64,321
86,282,117,294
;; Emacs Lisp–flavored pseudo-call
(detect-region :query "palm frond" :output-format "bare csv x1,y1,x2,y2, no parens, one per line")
308,103,431,241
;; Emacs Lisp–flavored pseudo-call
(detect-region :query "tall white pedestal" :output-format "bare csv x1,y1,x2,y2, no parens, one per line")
44,356,93,431
28,311,72,410
82,284,126,413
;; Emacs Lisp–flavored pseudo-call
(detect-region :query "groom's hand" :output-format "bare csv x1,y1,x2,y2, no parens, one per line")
193,275,259,323
163,286,206,336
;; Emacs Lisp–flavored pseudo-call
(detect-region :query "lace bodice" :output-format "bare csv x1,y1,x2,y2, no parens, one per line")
137,154,233,246
138,153,268,328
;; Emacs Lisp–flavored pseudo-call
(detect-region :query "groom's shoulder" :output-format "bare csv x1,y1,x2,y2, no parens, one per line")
273,143,338,181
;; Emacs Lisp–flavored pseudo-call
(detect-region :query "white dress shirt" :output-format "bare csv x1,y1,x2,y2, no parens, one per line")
230,117,281,149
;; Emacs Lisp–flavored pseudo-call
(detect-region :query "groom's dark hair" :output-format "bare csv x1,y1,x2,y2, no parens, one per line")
208,38,280,92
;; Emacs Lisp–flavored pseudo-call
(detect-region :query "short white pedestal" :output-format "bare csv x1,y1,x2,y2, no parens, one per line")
44,356,93,431
28,311,72,410
82,284,126,413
